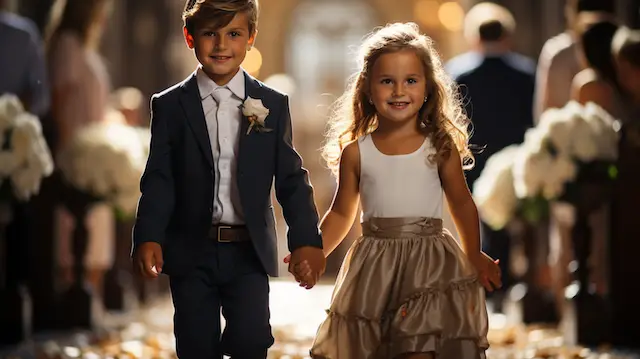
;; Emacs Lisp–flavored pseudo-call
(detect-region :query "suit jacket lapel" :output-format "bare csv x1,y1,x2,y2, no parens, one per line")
238,72,262,171
179,72,214,167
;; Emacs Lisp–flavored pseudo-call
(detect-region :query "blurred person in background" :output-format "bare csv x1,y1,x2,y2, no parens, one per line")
568,19,627,299
446,2,535,312
572,19,625,120
534,0,616,121
0,0,49,116
612,26,640,108
610,26,640,343
0,0,50,311
45,0,116,296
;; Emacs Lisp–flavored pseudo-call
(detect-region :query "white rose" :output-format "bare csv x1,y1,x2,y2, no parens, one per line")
57,121,148,214
552,155,578,183
242,97,270,125
540,111,574,155
0,94,25,133
473,145,520,230
513,147,554,199
541,156,576,199
0,151,19,177
10,113,43,166
10,159,41,200
570,116,600,162
520,126,548,155
583,102,620,161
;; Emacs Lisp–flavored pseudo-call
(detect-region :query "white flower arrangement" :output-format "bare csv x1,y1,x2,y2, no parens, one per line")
57,109,150,216
473,145,520,230
513,101,619,201
0,94,54,201
472,101,619,229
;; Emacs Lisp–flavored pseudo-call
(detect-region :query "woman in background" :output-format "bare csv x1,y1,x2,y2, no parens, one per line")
45,0,115,296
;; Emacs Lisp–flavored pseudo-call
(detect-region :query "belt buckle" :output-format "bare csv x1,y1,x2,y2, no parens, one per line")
217,225,233,243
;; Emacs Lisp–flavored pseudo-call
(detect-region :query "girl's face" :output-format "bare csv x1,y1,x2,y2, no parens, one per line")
369,49,428,125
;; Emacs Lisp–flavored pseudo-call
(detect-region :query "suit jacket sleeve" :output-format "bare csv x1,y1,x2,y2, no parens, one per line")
25,29,49,117
132,95,175,251
274,95,323,252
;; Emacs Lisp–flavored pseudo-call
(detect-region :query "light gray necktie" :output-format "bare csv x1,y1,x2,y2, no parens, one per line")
209,86,232,222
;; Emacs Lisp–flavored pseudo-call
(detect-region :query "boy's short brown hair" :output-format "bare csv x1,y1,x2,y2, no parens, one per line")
183,0,259,35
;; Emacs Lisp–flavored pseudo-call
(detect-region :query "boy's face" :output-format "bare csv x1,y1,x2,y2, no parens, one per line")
184,12,257,85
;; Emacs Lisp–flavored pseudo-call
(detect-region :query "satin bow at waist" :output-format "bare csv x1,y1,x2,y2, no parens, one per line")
362,217,443,238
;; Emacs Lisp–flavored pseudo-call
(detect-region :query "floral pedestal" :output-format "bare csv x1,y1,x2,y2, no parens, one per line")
609,121,640,349
57,184,103,331
0,93,55,338
54,116,152,324
0,196,31,347
103,218,137,312
552,182,612,347
506,217,558,325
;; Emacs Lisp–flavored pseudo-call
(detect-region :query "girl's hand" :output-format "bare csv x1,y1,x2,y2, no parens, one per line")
468,252,502,292
283,254,315,288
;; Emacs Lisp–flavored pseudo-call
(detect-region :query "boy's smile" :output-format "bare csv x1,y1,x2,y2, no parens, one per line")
184,12,257,86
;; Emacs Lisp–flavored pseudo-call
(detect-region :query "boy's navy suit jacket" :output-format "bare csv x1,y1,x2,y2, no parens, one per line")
132,70,322,277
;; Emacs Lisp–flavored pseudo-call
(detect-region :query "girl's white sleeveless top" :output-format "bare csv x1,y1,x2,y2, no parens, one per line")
358,134,443,221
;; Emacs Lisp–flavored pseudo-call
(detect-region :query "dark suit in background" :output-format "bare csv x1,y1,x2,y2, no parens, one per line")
446,50,535,301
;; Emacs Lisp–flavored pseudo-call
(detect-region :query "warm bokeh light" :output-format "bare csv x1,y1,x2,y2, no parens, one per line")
242,47,263,75
413,0,441,28
263,74,297,95
438,1,465,32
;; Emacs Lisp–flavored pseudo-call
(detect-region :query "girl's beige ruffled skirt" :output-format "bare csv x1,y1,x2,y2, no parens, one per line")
310,217,489,359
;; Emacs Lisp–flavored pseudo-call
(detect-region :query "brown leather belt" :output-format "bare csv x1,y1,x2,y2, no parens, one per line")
209,224,251,243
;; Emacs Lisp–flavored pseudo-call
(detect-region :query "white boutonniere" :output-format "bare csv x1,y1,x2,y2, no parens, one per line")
242,97,272,135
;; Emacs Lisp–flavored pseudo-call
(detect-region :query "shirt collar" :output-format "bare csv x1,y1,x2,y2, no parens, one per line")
196,66,246,100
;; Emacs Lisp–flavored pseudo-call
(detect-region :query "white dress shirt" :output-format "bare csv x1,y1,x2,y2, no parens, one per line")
196,67,246,225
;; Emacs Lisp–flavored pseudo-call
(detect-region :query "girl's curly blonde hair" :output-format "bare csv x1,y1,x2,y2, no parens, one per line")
322,22,473,176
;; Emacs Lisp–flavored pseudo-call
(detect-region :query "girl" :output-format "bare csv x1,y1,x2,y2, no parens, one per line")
298,22,501,358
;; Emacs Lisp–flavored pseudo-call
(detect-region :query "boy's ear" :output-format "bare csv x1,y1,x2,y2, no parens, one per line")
183,26,195,49
247,30,258,50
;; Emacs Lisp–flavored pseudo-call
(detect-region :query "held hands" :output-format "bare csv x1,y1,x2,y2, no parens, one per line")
283,246,326,289
133,242,164,279
468,251,502,292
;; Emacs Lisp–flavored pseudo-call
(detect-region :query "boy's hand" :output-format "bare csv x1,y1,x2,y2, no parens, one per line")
284,247,325,289
290,258,315,288
283,254,314,288
134,242,164,279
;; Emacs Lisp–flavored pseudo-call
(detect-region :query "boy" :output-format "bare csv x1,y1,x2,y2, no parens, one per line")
132,1,325,357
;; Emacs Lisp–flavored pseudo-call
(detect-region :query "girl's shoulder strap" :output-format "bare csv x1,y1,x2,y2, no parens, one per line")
357,134,372,148
356,134,373,158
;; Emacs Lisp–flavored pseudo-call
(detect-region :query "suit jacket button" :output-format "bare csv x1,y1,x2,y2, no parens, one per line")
209,207,213,213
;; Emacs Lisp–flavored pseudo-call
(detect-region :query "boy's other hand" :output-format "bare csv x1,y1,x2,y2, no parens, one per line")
134,242,164,279
284,247,325,289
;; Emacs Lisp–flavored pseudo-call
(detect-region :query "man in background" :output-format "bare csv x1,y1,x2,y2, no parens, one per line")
0,0,49,116
446,2,535,312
